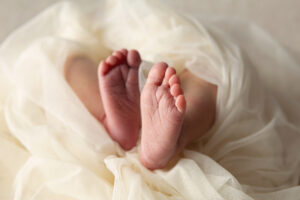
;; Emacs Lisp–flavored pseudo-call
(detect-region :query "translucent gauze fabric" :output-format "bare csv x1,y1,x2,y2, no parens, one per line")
0,0,299,199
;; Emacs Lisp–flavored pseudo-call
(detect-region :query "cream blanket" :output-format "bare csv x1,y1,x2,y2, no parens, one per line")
0,0,300,199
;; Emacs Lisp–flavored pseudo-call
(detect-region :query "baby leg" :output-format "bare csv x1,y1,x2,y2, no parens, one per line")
65,55,105,122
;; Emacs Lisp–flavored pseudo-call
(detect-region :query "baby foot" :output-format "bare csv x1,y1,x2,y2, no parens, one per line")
140,62,186,169
99,49,141,150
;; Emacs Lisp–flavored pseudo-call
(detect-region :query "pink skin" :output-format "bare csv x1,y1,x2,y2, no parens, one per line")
140,63,186,169
66,48,217,170
98,51,187,168
98,49,141,150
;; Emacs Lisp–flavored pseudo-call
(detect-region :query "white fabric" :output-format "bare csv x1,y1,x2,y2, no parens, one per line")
0,0,299,199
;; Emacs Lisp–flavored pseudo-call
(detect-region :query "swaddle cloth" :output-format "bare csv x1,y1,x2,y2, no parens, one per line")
0,0,300,199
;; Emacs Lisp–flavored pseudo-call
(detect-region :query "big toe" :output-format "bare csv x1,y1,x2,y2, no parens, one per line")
127,49,141,68
147,62,168,85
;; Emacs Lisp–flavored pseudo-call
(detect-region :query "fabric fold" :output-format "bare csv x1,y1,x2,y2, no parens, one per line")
0,0,299,199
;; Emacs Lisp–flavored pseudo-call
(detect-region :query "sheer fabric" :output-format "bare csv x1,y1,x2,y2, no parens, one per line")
0,0,299,199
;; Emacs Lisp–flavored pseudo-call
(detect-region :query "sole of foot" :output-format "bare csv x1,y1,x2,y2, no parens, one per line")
98,49,141,150
140,62,186,169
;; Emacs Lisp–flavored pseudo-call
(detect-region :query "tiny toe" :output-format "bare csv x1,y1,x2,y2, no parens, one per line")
169,74,180,86
170,83,183,97
106,55,119,66
163,67,176,86
175,95,186,113
127,49,141,68
120,48,128,56
165,67,176,81
113,51,126,62
147,62,168,85
99,61,110,75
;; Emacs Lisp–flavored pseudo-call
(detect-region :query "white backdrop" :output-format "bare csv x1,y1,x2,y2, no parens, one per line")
1,0,300,61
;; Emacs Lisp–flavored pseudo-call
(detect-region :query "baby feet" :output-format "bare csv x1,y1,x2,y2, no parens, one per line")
66,49,214,170
99,49,141,150
99,50,186,169
140,63,186,169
